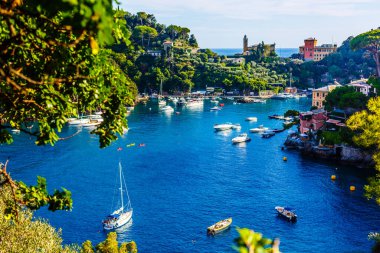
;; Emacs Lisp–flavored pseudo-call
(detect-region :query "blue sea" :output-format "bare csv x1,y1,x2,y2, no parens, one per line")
2,98,380,252
211,48,298,58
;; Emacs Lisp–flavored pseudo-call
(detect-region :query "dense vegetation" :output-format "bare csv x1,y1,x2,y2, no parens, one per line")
323,86,368,111
110,11,289,95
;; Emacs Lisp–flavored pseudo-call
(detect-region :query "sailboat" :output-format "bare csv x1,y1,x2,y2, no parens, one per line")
102,162,133,230
158,79,166,106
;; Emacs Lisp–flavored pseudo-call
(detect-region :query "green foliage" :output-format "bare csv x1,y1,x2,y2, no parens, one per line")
368,76,380,94
347,97,380,205
234,228,279,253
323,86,368,111
2,174,72,220
284,110,299,117
93,232,137,253
189,34,198,47
0,0,137,148
0,183,79,253
351,28,380,77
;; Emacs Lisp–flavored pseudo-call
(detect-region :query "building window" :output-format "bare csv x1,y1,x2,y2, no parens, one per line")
317,92,319,97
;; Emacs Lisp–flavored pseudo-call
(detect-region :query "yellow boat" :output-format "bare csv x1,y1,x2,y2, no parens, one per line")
207,218,232,235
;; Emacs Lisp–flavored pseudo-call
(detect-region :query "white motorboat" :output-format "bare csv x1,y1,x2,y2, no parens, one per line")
231,124,241,130
161,105,174,112
214,123,234,131
250,125,269,133
67,117,90,125
81,120,101,127
88,114,104,122
210,106,221,111
210,99,219,103
186,99,203,107
102,162,133,230
11,129,20,134
245,117,257,122
232,133,251,143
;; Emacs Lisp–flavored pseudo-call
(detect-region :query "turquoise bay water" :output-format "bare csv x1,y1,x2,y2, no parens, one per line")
211,48,298,58
1,98,380,252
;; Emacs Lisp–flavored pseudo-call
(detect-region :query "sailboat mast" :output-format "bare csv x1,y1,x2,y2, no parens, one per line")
119,162,124,211
160,79,163,97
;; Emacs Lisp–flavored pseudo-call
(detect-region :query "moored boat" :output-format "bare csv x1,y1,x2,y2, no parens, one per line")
207,218,232,235
261,131,275,138
250,125,268,133
214,123,233,131
210,106,221,111
232,133,251,143
275,206,297,222
161,105,174,112
102,162,133,230
81,120,101,127
245,117,257,122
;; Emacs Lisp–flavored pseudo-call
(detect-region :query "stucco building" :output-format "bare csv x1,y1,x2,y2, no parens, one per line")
312,84,341,108
299,109,328,134
299,38,337,61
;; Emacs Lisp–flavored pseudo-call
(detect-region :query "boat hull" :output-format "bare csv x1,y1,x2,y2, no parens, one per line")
207,218,232,235
103,209,133,230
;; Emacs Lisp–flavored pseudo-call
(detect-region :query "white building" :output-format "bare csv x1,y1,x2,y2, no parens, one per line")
224,57,245,65
347,78,375,96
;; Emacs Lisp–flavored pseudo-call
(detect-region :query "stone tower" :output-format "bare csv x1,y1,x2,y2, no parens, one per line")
243,35,248,53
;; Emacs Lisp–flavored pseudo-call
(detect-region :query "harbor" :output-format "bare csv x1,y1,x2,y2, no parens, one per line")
2,98,380,252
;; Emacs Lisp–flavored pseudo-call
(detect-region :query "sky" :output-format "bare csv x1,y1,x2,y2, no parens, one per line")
120,0,380,49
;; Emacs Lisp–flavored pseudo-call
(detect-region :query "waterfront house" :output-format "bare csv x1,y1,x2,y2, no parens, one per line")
299,109,328,134
299,38,337,61
312,84,341,108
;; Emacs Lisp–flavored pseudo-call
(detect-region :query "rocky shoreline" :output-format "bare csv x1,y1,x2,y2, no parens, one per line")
284,133,374,168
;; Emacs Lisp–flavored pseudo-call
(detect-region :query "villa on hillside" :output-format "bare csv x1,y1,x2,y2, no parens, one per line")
346,78,376,96
299,38,337,61
312,84,341,108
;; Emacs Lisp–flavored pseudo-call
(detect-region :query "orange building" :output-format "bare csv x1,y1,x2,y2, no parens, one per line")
299,38,337,61
312,84,341,108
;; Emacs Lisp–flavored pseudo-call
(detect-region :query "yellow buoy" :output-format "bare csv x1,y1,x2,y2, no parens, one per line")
283,157,287,161
350,186,356,191
331,175,336,180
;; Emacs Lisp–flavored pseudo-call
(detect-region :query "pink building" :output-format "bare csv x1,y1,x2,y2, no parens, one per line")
299,109,328,134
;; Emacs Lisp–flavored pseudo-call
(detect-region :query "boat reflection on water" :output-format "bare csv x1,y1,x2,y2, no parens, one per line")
112,219,134,242
215,129,233,137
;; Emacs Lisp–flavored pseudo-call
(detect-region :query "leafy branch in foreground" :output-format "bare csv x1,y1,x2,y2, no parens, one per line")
0,0,137,148
234,228,280,253
0,161,72,221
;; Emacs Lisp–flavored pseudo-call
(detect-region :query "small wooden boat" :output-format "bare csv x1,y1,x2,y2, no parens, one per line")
275,206,297,222
207,218,232,235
